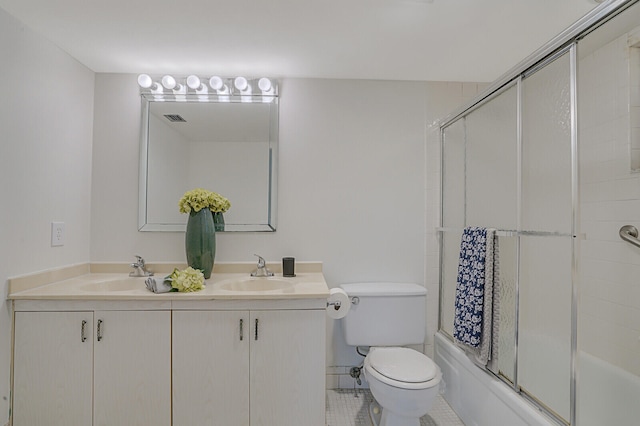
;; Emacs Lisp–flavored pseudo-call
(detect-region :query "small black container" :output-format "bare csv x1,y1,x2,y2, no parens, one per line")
282,257,295,277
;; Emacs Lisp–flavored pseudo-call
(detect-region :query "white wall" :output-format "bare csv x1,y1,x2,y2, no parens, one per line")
0,7,95,423
91,75,480,370
0,16,482,411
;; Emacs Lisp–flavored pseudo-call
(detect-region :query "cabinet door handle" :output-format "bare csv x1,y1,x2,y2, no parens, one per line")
254,318,259,341
97,319,103,342
239,319,244,341
81,320,87,342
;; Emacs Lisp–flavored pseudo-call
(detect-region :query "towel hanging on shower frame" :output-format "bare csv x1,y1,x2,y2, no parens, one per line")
453,226,499,366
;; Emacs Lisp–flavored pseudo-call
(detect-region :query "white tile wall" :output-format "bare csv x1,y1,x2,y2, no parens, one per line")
629,28,640,170
579,25,640,376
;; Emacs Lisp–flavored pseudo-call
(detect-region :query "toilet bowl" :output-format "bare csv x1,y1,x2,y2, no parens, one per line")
363,347,442,426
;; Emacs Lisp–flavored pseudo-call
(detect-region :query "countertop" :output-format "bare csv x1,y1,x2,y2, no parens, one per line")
7,262,329,301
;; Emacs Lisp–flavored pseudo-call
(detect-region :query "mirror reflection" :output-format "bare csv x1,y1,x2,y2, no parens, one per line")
139,95,278,232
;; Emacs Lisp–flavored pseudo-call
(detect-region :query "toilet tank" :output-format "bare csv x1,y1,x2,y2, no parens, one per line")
339,282,426,347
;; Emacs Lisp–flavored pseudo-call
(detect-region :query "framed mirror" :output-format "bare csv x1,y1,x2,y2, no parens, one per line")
138,89,278,232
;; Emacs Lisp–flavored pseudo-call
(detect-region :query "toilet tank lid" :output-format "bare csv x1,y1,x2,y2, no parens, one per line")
339,282,426,296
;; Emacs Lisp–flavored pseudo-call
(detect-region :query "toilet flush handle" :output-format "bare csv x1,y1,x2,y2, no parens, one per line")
351,297,360,305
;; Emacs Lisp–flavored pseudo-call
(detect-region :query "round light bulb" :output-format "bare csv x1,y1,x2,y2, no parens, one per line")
186,75,202,90
209,76,224,91
234,76,248,91
258,78,272,92
161,75,177,90
137,74,153,88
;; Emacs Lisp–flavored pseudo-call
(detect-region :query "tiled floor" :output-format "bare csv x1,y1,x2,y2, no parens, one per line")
326,389,465,426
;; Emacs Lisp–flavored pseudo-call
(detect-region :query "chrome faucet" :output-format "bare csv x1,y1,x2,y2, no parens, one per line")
250,254,274,277
129,255,154,277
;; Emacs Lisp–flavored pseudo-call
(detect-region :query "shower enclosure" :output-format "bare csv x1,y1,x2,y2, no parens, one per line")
437,1,640,424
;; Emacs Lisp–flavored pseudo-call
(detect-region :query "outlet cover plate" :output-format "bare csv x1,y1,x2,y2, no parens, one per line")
51,222,65,246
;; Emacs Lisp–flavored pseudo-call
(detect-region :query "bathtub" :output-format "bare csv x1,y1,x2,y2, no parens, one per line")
577,351,640,426
434,332,556,426
434,332,640,426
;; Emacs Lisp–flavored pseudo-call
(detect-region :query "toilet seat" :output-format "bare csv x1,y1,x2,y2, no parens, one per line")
365,347,441,390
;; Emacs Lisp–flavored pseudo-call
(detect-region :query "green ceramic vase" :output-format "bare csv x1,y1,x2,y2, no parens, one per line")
185,208,216,279
212,211,225,232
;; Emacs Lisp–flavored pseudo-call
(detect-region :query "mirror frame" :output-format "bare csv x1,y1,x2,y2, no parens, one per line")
138,93,278,232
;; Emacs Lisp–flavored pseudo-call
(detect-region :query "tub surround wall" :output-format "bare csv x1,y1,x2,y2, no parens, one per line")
578,23,640,377
0,7,95,422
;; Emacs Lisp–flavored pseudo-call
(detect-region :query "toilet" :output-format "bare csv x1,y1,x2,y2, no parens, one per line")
339,282,442,426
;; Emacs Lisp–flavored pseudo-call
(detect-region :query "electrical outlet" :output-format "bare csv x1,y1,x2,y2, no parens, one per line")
51,222,65,246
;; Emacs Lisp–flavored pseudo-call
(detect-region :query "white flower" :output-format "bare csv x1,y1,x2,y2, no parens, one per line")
179,188,231,214
168,267,206,292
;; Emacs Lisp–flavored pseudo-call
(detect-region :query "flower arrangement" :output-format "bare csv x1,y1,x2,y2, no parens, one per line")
179,188,231,214
167,267,206,292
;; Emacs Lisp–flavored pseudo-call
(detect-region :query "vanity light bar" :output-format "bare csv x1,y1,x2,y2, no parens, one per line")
137,74,278,101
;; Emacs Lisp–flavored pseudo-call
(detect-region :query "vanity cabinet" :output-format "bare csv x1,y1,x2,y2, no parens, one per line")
92,310,171,426
12,310,171,426
172,308,326,426
172,310,250,425
13,311,93,425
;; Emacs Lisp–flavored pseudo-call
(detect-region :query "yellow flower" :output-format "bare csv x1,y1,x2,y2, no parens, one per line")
179,188,231,214
168,267,206,292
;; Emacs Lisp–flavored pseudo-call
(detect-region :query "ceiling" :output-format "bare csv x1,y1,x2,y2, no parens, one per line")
0,0,600,82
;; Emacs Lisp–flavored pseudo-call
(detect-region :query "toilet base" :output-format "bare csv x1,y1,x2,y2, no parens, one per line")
369,401,420,426
368,401,381,426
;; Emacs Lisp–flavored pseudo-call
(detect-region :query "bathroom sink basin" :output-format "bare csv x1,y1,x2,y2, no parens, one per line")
219,277,294,292
81,278,146,292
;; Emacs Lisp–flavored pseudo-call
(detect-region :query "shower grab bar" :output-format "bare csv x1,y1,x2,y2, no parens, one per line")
619,225,640,249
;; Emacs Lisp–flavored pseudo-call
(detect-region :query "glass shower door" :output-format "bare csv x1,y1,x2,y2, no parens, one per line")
440,85,519,384
464,86,519,382
576,2,640,424
519,50,574,422
440,118,466,337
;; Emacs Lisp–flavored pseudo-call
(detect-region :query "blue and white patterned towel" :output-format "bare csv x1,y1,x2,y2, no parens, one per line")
453,227,498,365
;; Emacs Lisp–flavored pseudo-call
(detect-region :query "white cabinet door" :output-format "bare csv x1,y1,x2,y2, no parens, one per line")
13,311,94,426
93,310,171,426
172,310,250,426
250,310,326,426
